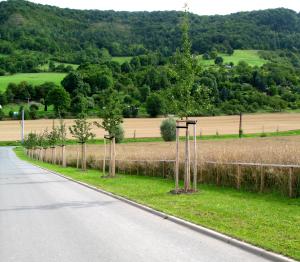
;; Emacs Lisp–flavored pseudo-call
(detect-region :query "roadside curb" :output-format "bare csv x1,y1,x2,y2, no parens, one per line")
29,162,296,262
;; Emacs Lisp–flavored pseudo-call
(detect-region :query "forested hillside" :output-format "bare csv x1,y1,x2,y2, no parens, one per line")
1,0,300,119
1,0,300,63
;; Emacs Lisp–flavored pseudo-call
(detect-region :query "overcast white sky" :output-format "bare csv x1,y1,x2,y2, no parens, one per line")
18,0,299,15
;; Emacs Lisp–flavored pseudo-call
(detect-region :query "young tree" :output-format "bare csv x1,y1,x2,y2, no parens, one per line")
171,6,200,193
69,118,95,171
36,130,48,161
94,87,123,177
23,132,38,158
47,121,60,164
57,118,67,167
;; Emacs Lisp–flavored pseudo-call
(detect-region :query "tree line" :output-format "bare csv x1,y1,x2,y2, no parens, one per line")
1,1,300,63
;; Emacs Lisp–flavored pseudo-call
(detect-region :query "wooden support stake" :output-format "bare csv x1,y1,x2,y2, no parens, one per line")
175,127,179,192
112,137,116,177
62,145,66,167
103,138,106,176
193,123,197,191
76,147,79,169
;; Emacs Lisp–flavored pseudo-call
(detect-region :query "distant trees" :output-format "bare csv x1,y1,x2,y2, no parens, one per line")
146,93,165,117
46,87,71,116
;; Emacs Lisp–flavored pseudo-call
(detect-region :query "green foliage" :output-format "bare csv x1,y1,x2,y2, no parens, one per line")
215,56,224,65
0,109,4,120
160,118,176,141
23,132,38,149
171,9,197,118
114,124,124,144
71,94,88,116
29,103,39,119
18,105,30,120
57,118,67,146
47,122,60,147
46,87,71,116
146,93,165,117
69,118,95,144
94,87,123,137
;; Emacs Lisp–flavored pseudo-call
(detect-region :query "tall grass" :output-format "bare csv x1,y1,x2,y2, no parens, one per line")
33,136,300,197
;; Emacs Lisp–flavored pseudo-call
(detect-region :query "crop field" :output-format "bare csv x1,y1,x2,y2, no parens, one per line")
59,136,300,165
198,50,268,67
0,72,66,91
0,112,299,141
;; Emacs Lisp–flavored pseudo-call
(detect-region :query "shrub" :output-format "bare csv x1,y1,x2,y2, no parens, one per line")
114,124,124,143
0,109,4,120
160,118,176,141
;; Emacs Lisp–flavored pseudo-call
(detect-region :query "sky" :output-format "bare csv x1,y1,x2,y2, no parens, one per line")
25,0,300,15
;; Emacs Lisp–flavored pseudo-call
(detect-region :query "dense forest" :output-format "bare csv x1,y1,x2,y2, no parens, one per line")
1,0,300,62
1,0,300,119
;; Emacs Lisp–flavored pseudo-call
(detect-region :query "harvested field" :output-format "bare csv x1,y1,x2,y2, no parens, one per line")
1,112,300,141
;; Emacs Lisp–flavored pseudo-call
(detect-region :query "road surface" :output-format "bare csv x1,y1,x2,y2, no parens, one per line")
0,147,272,262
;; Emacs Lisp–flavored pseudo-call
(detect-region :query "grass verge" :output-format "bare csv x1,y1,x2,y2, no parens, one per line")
14,147,300,260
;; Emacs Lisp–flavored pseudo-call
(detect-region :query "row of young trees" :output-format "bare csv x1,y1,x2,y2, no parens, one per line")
24,7,198,194
24,86,124,178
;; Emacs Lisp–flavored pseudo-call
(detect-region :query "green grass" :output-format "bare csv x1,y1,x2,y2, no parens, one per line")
198,50,268,67
14,147,300,260
0,72,67,92
112,56,132,64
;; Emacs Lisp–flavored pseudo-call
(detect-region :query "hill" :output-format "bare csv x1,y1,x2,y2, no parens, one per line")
0,0,300,65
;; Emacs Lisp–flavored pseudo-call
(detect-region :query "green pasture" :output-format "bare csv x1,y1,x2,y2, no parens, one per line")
198,50,268,67
0,72,67,92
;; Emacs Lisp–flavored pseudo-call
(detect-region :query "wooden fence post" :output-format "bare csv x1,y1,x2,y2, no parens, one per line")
216,164,220,186
289,167,293,198
260,166,264,193
237,164,241,190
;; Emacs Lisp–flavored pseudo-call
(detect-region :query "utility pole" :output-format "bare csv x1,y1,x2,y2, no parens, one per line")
239,112,243,138
21,109,25,143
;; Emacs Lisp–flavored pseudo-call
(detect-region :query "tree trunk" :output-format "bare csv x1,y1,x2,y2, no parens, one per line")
81,143,86,171
103,138,107,176
62,145,66,167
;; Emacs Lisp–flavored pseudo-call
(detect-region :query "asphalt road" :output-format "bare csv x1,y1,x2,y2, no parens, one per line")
0,147,272,262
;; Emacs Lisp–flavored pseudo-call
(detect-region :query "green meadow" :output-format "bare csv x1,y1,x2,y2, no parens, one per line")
198,50,268,67
0,72,67,92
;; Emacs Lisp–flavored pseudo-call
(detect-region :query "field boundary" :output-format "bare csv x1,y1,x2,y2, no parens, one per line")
19,154,296,262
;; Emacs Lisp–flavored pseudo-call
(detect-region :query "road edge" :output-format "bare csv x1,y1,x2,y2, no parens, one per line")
27,161,296,262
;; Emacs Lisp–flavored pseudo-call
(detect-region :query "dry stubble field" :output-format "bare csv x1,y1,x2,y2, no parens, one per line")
1,113,300,141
